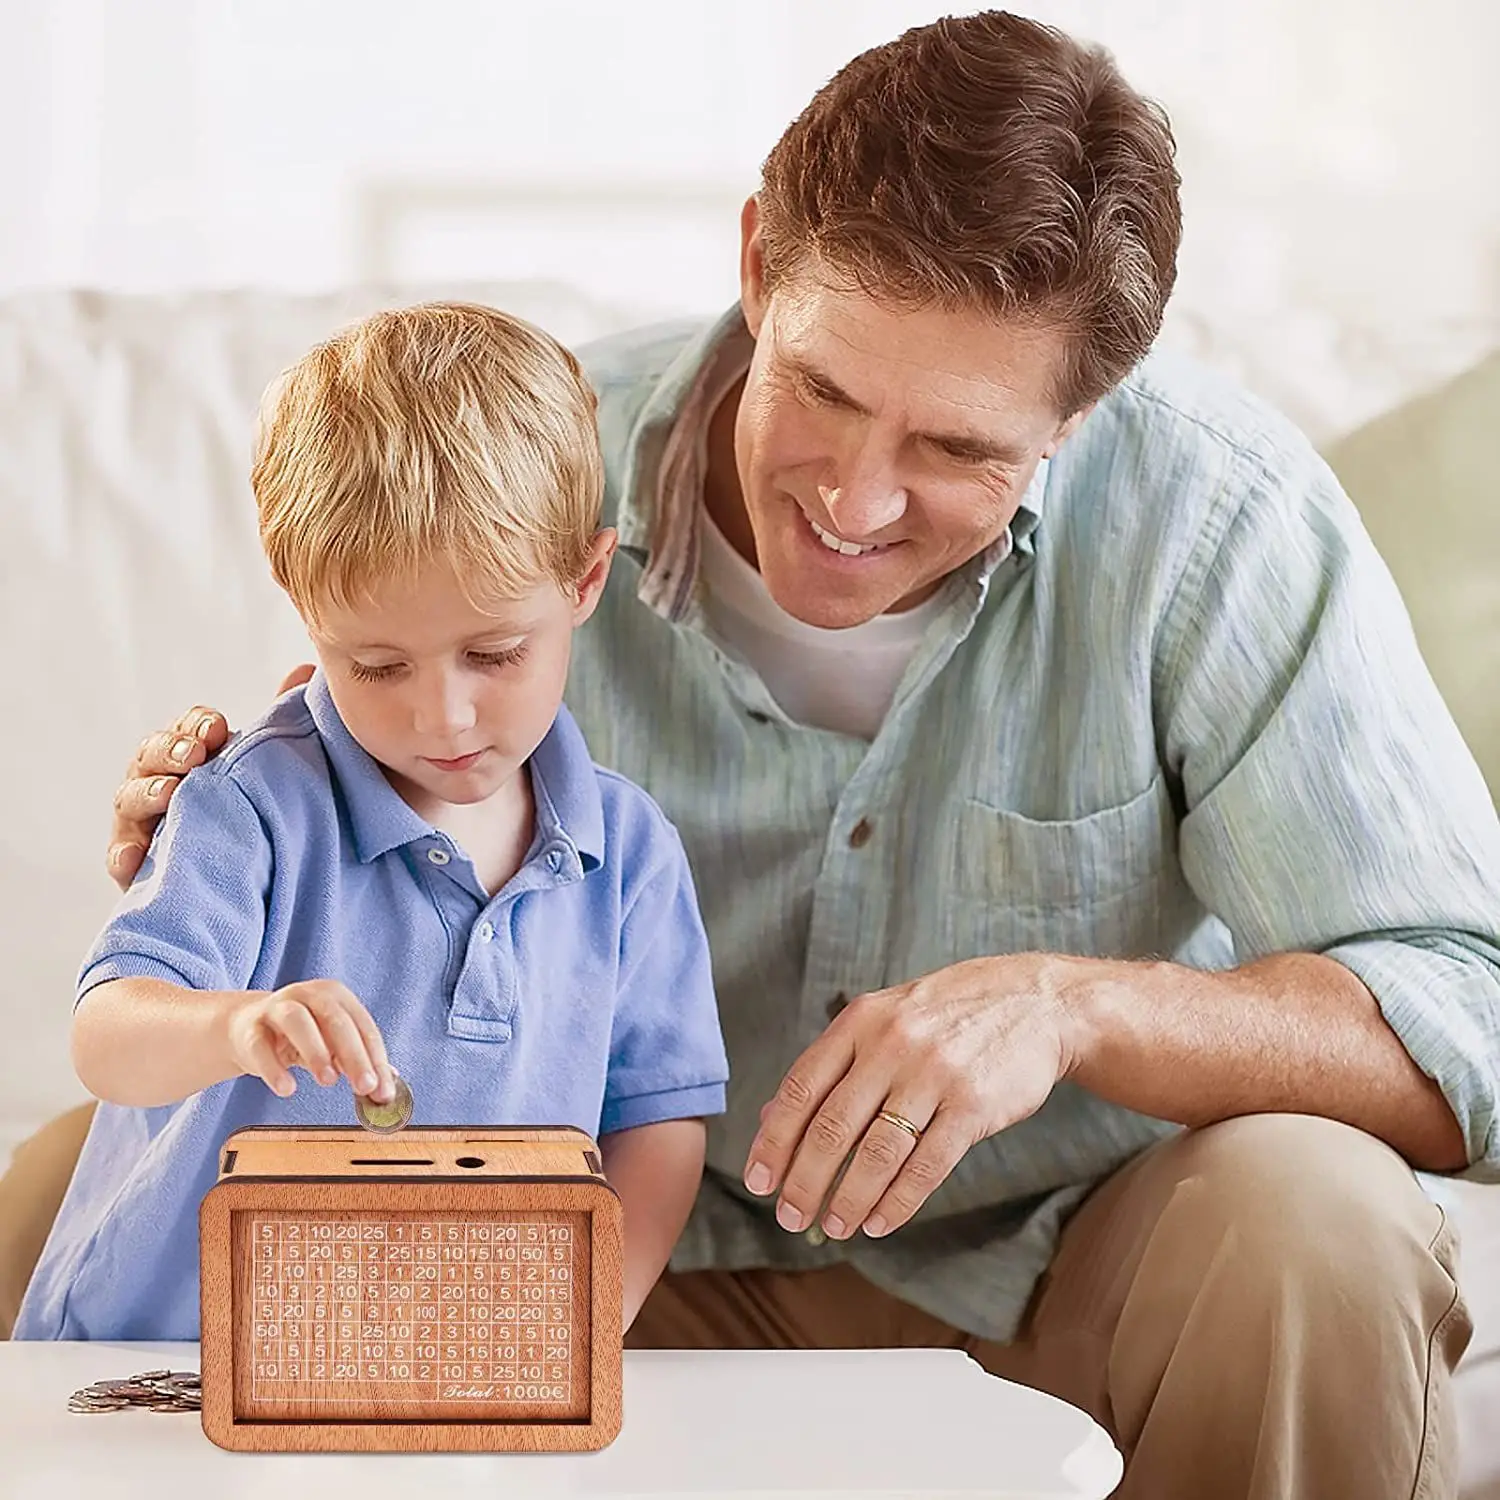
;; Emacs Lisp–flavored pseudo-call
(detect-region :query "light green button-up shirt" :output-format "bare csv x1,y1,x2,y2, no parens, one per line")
563,307,1500,1341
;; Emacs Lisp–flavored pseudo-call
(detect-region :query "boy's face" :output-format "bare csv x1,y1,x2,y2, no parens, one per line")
306,536,614,817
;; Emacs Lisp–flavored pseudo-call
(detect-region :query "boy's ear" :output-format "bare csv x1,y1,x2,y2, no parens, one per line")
571,528,618,626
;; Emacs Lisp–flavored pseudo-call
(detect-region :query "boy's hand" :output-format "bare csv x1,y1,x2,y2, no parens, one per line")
106,666,317,890
226,980,397,1103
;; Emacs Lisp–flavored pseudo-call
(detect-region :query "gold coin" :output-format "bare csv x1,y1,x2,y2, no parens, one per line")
355,1072,413,1134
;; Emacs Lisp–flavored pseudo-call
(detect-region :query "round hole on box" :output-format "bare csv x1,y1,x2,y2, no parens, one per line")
455,1156,486,1169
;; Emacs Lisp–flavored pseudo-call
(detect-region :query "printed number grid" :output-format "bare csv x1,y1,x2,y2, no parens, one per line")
249,1216,576,1404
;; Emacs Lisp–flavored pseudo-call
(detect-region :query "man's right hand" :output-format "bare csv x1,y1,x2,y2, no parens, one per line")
106,665,316,890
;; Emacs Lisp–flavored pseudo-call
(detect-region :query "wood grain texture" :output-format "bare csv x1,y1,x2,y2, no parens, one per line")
199,1128,622,1452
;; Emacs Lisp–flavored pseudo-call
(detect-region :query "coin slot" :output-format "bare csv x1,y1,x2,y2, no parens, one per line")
454,1156,487,1169
584,1149,602,1174
348,1158,435,1166
222,1150,237,1174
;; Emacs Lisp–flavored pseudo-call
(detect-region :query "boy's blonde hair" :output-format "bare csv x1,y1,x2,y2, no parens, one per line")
253,301,604,623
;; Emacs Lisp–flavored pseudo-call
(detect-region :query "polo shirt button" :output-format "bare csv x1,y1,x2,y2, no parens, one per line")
848,817,873,849
427,848,451,866
547,848,564,873
478,922,494,943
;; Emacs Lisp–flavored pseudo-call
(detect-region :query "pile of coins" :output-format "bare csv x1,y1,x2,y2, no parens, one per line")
68,1369,201,1414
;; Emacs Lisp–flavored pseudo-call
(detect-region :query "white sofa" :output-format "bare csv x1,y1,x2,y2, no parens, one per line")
0,286,1496,1494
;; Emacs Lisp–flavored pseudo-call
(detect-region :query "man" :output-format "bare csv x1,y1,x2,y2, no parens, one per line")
11,12,1499,1497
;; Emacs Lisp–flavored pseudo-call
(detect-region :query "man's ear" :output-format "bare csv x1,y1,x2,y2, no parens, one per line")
1042,402,1097,459
571,528,618,627
739,195,770,339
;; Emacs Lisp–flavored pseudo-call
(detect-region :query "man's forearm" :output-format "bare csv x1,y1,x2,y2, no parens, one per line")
1058,950,1467,1172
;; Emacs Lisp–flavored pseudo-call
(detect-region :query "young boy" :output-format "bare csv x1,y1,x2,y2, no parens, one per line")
13,302,728,1341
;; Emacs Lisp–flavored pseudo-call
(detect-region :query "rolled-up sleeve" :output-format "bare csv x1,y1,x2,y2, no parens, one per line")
601,823,729,1136
1158,441,1500,1178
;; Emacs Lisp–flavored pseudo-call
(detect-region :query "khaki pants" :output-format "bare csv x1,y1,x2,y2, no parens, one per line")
628,1114,1470,1500
1,1108,1470,1498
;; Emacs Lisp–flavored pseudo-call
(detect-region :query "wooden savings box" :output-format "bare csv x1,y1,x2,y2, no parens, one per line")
199,1125,623,1452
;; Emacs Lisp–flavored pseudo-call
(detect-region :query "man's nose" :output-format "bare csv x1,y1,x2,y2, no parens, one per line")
821,445,909,537
820,475,908,538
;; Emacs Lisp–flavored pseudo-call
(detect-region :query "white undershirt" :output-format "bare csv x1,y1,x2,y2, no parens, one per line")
697,506,948,740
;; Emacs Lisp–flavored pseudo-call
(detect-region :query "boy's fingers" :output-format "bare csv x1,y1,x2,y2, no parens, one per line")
315,1005,380,1097
343,1000,393,1100
268,1001,337,1085
242,1025,297,1098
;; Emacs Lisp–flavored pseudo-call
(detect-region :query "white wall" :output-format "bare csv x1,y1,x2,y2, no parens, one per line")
1,0,1498,432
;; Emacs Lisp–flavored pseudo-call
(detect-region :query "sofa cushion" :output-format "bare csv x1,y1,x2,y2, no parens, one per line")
1324,351,1500,798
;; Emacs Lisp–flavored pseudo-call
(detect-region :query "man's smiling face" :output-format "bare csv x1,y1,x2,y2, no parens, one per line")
731,208,1091,628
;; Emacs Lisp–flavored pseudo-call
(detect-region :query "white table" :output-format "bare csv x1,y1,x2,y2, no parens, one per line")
0,1342,1121,1498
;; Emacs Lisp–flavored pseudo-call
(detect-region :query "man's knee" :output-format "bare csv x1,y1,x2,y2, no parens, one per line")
1135,1113,1465,1345
0,1102,95,1338
1093,1114,1472,1493
1166,1113,1442,1256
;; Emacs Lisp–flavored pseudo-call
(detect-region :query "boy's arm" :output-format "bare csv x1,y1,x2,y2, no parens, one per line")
73,976,395,1109
73,978,254,1106
73,767,397,1110
598,1118,707,1331
597,802,728,1327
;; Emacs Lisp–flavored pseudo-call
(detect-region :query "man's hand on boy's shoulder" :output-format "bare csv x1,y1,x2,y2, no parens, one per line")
106,664,315,891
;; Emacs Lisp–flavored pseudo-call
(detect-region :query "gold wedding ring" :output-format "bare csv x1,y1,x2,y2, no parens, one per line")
876,1109,923,1142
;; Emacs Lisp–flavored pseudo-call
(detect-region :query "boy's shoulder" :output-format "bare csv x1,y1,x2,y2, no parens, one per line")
185,685,332,813
544,704,686,889
592,762,682,855
589,764,693,915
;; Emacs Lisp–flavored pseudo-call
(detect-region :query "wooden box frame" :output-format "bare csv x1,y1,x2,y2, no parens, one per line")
199,1126,622,1452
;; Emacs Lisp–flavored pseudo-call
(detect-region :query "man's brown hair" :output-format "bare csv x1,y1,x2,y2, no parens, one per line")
757,11,1181,412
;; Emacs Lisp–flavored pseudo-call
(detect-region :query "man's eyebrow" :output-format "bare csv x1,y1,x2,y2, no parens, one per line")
786,355,1028,465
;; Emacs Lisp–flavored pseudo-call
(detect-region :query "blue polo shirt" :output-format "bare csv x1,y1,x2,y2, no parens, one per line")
14,672,727,1341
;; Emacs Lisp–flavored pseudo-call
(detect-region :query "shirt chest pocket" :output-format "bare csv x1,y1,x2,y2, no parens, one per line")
948,774,1190,957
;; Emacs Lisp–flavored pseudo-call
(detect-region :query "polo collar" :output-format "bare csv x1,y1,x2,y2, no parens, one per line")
305,671,603,871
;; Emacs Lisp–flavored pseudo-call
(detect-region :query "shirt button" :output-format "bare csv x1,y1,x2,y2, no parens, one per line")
427,848,451,866
478,922,494,943
825,991,849,1020
848,818,873,849
546,848,564,873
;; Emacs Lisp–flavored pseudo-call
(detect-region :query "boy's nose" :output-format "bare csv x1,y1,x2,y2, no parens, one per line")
412,677,478,739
